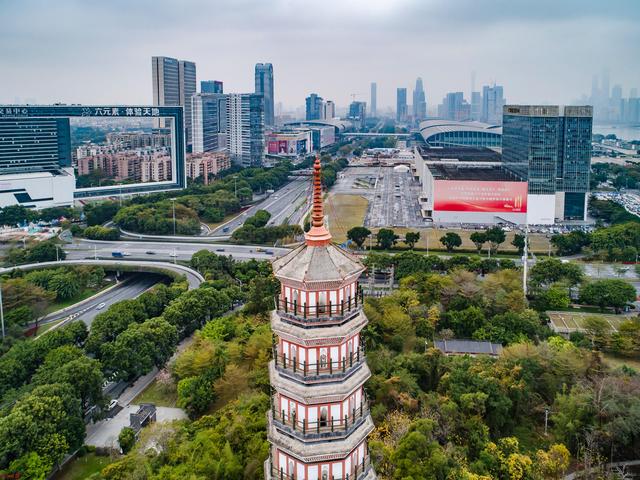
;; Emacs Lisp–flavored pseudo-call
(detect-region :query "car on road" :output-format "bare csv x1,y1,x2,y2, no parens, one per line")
145,250,156,255
256,247,266,252
222,227,230,233
108,399,119,411
111,251,124,258
169,252,178,257
265,250,274,255
216,248,225,252
96,302,106,310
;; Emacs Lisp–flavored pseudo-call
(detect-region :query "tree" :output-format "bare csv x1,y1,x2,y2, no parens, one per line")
177,374,216,418
512,233,526,255
118,427,136,454
529,258,584,288
485,227,506,253
579,279,636,313
347,226,371,249
440,232,462,252
470,232,486,253
581,316,610,348
377,229,398,250
405,231,421,249
551,231,591,256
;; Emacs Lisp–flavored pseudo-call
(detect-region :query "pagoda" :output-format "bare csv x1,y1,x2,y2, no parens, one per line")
265,157,376,480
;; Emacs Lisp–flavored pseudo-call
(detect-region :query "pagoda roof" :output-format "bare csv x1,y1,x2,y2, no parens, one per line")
272,242,364,287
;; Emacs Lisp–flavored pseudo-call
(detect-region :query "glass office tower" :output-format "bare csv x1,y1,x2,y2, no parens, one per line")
226,94,264,167
0,118,71,174
255,63,274,127
502,105,592,221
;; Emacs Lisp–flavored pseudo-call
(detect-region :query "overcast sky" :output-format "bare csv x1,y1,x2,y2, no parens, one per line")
1,0,639,111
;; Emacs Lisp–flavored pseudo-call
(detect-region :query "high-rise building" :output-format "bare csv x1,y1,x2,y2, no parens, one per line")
179,60,197,148
152,56,196,146
0,118,71,174
502,105,592,224
152,56,180,129
412,77,427,121
631,88,638,99
255,63,275,127
306,93,324,121
265,158,376,480
370,82,377,117
323,100,335,120
226,93,264,167
348,101,367,129
201,80,223,94
471,91,482,121
191,93,227,154
481,85,505,125
439,92,470,121
396,88,407,122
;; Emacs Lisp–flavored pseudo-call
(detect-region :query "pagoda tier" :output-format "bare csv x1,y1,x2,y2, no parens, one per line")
266,157,376,480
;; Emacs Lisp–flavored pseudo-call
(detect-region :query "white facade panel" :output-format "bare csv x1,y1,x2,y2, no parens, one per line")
0,169,75,209
527,194,555,225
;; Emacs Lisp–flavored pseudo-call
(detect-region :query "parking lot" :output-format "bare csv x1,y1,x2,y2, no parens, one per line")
332,167,426,228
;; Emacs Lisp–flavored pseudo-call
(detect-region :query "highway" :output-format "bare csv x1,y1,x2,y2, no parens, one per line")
69,239,291,263
0,259,205,289
209,178,310,235
40,274,160,328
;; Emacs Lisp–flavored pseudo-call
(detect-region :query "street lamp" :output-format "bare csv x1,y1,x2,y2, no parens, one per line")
55,244,61,262
170,198,177,236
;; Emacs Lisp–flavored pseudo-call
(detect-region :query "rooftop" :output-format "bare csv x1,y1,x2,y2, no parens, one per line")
434,339,503,356
419,119,502,141
418,145,502,162
427,164,525,182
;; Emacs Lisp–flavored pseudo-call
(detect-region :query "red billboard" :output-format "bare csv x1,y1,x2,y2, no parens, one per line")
434,180,527,213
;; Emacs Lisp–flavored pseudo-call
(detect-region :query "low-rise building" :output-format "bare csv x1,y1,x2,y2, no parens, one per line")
185,151,231,184
266,129,313,157
434,339,502,357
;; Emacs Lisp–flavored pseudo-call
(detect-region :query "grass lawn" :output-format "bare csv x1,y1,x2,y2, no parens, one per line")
324,194,369,243
133,379,178,407
43,281,116,315
57,453,113,480
323,193,554,253
602,353,640,372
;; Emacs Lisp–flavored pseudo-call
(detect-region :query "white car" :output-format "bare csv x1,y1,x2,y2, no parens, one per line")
96,302,106,310
108,399,119,411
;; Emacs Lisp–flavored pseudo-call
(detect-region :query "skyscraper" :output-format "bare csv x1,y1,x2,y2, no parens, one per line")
152,56,179,129
226,93,264,167
412,77,427,121
201,80,223,94
255,63,275,127
348,101,367,129
471,92,482,121
323,100,335,120
396,88,407,122
306,93,324,121
152,56,196,146
265,158,376,480
502,105,592,223
439,92,470,121
191,93,227,154
179,60,197,148
370,82,377,117
481,85,505,125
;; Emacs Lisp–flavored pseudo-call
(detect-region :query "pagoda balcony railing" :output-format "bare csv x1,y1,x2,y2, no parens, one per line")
267,454,372,480
271,398,370,441
273,346,366,382
274,289,364,327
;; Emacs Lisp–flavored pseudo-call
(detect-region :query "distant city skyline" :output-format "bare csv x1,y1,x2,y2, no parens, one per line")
1,0,639,111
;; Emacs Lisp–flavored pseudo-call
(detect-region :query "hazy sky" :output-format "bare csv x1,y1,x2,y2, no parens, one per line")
1,0,639,111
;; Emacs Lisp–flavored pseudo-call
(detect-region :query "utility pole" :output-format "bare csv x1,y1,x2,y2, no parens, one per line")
56,245,60,262
94,245,97,260
544,408,549,436
171,198,176,236
523,224,529,296
0,282,5,340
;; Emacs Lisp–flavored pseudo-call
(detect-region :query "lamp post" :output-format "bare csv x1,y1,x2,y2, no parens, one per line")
0,281,5,340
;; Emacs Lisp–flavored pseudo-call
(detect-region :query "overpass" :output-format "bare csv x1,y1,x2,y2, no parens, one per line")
340,132,413,138
0,259,205,289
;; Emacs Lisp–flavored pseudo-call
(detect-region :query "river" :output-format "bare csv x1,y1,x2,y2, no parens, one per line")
593,125,640,141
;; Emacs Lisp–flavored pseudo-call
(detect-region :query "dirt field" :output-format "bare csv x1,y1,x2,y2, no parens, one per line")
324,193,554,253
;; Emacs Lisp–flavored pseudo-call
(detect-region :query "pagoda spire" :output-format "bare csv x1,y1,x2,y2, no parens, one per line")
304,156,332,246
